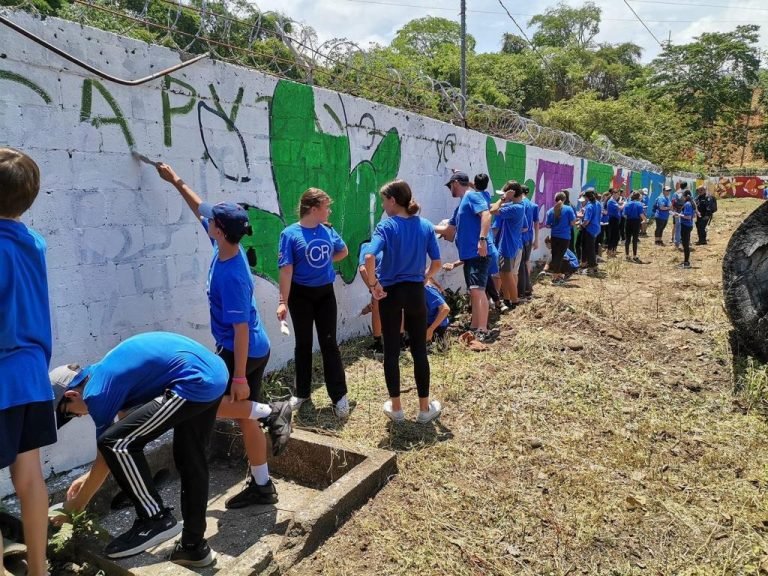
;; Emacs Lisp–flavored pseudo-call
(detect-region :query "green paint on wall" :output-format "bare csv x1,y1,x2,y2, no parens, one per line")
208,84,244,132
631,171,642,192
0,70,51,104
80,79,134,148
162,76,197,147
485,137,527,193
586,161,614,193
241,80,402,284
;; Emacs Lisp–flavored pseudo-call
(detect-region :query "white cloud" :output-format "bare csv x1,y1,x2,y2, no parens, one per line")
248,0,768,63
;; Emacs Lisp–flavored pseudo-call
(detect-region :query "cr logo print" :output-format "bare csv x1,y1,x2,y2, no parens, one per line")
306,239,332,268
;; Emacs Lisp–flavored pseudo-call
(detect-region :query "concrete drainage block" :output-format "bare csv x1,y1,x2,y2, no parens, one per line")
72,425,396,575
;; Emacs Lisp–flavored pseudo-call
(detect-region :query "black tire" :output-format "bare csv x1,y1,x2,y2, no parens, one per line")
722,201,768,362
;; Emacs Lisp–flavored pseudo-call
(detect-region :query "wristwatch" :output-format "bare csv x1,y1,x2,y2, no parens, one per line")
479,237,487,242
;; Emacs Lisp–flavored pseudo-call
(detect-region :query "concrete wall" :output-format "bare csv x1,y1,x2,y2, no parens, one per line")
1,12,670,494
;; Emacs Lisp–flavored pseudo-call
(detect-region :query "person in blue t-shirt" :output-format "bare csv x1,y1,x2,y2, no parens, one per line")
472,174,503,311
48,332,249,565
156,164,291,513
434,171,492,340
364,179,443,424
579,188,602,272
277,188,349,416
640,188,650,236
623,191,647,262
545,191,576,285
543,237,579,277
425,280,450,345
677,189,696,268
606,188,622,257
491,181,526,308
653,186,673,246
519,185,539,299
0,148,54,576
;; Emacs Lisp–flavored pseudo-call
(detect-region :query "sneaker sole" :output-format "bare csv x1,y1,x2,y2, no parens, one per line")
172,550,217,568
106,523,183,558
225,494,278,509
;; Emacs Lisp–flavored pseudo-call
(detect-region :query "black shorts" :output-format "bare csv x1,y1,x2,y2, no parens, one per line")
216,347,270,402
0,401,57,469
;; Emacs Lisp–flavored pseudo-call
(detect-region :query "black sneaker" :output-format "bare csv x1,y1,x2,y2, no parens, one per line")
259,401,292,456
104,508,181,559
225,476,278,509
169,539,217,568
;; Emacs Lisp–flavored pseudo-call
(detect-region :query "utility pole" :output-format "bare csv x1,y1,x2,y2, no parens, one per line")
460,0,467,122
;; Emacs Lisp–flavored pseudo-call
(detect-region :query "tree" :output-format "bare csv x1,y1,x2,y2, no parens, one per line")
501,33,527,55
391,16,475,60
528,1,601,49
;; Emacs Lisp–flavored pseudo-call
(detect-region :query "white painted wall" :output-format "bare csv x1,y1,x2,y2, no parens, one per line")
0,12,664,495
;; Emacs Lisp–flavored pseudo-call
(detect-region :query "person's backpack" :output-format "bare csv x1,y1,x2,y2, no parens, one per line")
709,196,718,214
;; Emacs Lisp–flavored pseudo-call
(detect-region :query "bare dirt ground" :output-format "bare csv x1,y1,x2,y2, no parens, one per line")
268,198,768,576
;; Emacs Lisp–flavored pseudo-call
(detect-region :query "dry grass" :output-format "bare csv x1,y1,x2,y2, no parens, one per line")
273,198,768,576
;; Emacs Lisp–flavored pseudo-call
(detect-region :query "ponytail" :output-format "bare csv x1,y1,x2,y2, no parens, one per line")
406,200,420,215
553,191,566,223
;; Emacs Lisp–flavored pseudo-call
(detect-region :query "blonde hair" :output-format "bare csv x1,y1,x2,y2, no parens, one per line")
299,188,331,217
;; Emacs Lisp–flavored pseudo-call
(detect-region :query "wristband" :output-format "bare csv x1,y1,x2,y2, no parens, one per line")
368,281,379,288
232,377,248,384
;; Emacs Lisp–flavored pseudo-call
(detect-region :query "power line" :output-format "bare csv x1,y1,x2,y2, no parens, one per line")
630,0,768,11
623,0,665,49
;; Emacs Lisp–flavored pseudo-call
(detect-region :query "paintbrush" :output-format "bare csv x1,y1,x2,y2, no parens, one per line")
131,151,159,167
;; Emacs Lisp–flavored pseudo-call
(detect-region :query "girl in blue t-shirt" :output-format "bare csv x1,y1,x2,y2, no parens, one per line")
364,179,443,424
677,190,696,268
623,191,647,262
544,191,576,285
277,189,349,416
579,189,601,272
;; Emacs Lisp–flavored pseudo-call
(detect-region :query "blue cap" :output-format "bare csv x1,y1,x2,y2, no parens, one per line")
199,202,252,241
445,171,469,188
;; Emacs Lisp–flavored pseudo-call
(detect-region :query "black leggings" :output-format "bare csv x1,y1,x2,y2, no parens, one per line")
287,282,347,403
607,217,621,250
681,225,692,263
625,219,641,256
582,230,597,268
378,281,430,399
550,236,570,274
654,218,668,241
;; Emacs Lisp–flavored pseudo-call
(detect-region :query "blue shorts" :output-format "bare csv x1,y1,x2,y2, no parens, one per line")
462,256,490,290
0,401,57,468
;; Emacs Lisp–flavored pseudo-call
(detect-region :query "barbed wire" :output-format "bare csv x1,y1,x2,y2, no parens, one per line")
3,0,662,173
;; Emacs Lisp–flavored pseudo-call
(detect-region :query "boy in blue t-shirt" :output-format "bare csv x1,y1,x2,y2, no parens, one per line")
0,148,54,576
425,280,451,345
49,333,250,565
155,164,292,514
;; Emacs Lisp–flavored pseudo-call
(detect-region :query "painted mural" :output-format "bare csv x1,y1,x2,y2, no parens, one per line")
1,12,686,486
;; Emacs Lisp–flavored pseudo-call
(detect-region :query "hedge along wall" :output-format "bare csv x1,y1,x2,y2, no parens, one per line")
0,11,678,491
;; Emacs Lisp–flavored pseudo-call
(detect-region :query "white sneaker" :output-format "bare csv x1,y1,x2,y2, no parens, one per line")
383,400,405,422
334,395,350,418
289,396,309,410
416,400,442,424
499,303,509,313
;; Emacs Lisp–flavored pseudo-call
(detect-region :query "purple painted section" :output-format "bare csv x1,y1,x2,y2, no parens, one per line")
535,160,574,224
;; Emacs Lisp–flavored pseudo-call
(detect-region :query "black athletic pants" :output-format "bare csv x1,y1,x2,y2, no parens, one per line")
288,282,347,403
681,225,692,263
517,242,532,295
654,218,668,242
607,217,621,251
378,282,430,399
550,237,570,274
582,231,597,268
619,216,626,241
625,219,641,256
97,391,222,546
696,216,711,244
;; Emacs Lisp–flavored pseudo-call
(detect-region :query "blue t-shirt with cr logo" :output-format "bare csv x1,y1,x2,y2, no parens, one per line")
654,195,671,220
623,200,644,220
78,332,228,437
582,202,602,236
495,202,525,258
278,223,346,287
681,201,695,227
425,284,449,329
455,191,489,261
545,205,576,240
607,198,621,219
523,198,539,244
365,216,441,287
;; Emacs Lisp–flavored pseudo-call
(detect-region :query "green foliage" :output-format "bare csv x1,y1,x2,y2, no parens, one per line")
528,1,601,49
392,16,475,60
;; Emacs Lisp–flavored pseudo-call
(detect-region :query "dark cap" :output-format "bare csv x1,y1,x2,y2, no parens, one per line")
200,202,252,242
445,171,469,188
50,364,88,429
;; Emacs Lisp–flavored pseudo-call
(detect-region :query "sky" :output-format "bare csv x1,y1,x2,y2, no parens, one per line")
247,0,768,63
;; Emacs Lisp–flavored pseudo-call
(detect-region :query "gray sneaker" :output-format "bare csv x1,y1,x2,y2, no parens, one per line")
416,400,442,424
